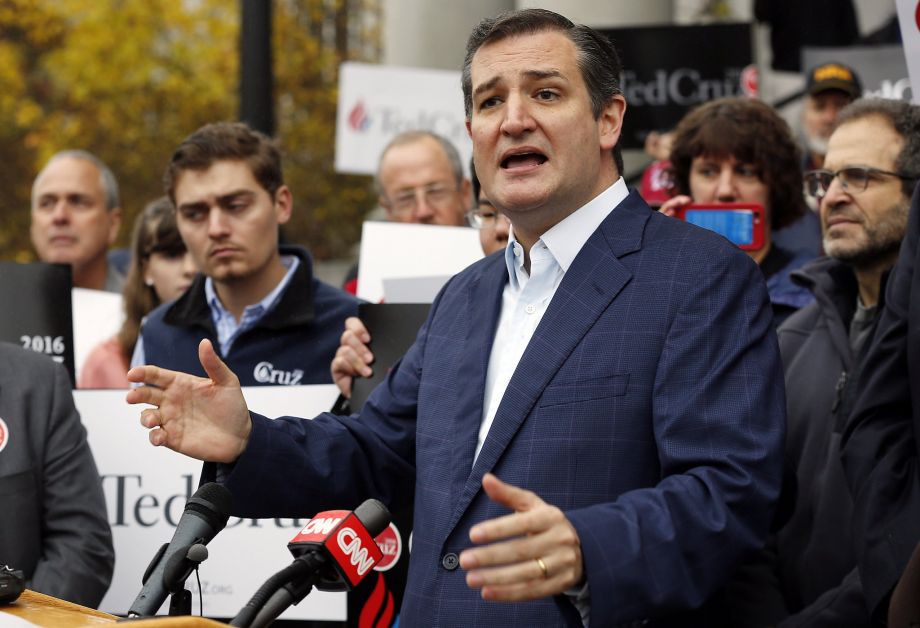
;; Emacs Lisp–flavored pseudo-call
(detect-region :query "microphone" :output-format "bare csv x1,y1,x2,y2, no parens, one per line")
127,482,232,617
230,499,390,628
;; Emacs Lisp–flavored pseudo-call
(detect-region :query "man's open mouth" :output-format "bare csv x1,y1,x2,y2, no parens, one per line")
501,152,547,169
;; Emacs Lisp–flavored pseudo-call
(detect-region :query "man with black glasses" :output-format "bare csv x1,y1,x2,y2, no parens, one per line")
735,98,920,626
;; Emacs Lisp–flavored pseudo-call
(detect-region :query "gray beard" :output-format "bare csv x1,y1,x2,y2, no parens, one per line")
805,134,829,157
824,198,909,269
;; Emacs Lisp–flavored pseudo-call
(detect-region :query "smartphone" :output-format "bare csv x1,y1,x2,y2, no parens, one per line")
673,203,765,251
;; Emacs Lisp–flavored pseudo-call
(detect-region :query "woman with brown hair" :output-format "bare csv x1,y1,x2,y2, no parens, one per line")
79,197,196,388
662,97,817,326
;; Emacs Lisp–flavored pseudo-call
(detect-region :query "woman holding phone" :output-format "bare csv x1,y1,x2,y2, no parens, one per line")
660,97,817,326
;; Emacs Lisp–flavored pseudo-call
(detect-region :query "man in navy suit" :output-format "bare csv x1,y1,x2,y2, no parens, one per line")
127,9,784,625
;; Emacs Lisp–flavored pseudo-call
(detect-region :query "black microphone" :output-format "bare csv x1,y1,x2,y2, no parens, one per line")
230,499,390,628
127,482,232,617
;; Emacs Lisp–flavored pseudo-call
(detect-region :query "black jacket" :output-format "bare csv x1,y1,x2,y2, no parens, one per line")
725,256,883,627
842,184,920,621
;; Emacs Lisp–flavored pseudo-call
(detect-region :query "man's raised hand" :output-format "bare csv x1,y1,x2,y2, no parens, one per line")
126,338,252,463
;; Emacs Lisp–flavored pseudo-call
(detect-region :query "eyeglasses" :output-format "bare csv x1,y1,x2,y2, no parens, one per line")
804,166,918,199
386,184,458,216
466,208,508,229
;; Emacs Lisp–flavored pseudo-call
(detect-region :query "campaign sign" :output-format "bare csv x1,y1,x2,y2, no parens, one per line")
600,22,755,149
78,385,348,621
335,61,472,176
896,0,920,103
0,261,75,384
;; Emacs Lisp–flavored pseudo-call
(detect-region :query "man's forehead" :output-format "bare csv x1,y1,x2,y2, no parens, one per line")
470,30,576,85
35,157,102,194
175,160,263,199
380,140,453,186
826,118,902,168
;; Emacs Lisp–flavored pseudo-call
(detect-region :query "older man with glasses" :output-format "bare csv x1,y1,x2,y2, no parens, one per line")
341,130,473,295
726,98,920,627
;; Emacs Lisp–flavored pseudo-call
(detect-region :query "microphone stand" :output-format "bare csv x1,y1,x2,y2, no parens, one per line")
229,552,328,628
164,543,210,616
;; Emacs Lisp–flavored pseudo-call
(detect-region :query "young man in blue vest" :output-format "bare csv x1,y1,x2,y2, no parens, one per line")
133,122,358,385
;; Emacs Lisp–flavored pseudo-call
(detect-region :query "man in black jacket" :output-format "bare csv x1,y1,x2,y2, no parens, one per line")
735,99,920,626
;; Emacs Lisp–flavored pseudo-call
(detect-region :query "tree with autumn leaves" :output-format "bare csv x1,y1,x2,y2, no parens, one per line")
0,0,380,262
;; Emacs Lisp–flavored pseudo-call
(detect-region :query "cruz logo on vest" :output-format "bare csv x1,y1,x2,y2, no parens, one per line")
253,362,304,386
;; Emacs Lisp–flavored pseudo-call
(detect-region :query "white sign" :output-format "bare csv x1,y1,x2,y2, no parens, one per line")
335,62,472,175
77,385,345,620
356,222,483,303
72,288,123,383
897,0,920,104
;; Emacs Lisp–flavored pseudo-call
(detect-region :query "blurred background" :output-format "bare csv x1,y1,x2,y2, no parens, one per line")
0,0,902,281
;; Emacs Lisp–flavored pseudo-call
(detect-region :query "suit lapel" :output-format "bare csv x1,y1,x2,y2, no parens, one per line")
444,192,651,537
445,254,508,501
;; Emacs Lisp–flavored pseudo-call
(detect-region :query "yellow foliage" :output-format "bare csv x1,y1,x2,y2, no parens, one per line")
1,0,379,265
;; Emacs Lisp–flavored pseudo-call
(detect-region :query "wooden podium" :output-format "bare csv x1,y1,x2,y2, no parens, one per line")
0,590,226,627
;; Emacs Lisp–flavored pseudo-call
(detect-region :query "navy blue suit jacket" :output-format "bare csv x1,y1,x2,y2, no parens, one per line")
220,192,785,626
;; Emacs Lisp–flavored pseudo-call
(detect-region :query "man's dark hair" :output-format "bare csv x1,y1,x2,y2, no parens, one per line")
461,8,624,175
834,98,920,198
164,122,284,203
669,97,806,230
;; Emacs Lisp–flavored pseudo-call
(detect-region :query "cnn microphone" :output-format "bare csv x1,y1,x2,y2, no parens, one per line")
127,482,232,617
230,499,390,628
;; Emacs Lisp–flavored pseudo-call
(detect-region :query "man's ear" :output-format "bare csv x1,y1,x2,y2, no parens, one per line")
466,118,472,138
274,186,293,225
598,95,626,151
107,207,123,245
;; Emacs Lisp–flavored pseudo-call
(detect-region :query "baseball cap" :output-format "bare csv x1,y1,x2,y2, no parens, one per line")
806,62,862,99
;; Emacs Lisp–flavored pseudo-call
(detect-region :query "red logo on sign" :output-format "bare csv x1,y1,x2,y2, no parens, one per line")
348,101,371,132
373,523,402,572
740,64,759,98
0,417,8,454
915,0,920,31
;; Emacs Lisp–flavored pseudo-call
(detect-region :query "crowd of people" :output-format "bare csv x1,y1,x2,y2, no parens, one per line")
4,5,920,627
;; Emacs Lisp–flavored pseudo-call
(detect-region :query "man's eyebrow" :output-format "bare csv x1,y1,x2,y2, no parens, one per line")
524,69,564,82
217,190,255,203
473,69,566,99
178,189,255,212
473,76,500,99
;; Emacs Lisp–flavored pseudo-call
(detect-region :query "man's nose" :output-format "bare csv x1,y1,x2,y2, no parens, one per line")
413,192,436,223
821,174,850,208
50,200,71,223
500,94,536,136
207,209,229,237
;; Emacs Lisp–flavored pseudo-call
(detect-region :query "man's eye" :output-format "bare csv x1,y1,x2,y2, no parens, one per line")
535,90,557,101
479,97,500,110
182,209,205,221
842,168,870,186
